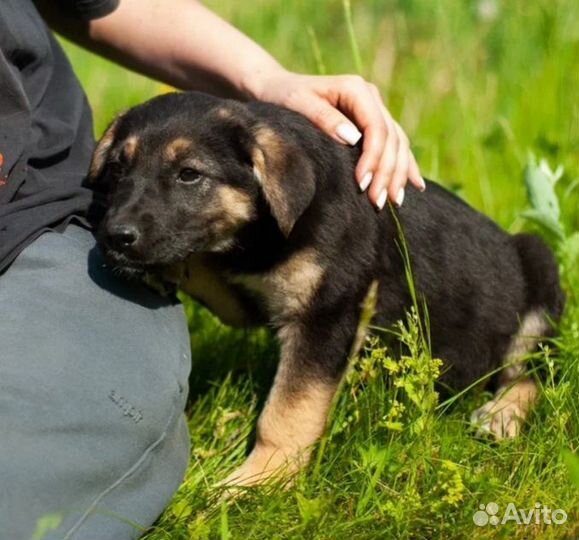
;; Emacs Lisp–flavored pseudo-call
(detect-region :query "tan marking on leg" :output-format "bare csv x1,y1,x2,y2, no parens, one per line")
501,309,547,382
163,137,193,161
222,382,336,487
231,249,324,320
471,309,547,439
471,379,538,439
221,324,338,487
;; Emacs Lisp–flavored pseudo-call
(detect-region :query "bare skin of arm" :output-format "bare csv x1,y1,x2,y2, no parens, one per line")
38,0,424,208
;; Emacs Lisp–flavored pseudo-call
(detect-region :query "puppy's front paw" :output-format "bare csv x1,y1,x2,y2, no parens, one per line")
471,399,524,439
217,445,302,494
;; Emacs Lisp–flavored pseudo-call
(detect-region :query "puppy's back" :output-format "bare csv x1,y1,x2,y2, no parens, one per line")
248,100,563,390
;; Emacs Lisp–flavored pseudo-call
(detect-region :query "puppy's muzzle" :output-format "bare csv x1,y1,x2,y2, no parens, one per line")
105,223,141,252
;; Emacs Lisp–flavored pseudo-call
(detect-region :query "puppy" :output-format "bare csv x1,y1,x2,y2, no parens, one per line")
90,91,564,486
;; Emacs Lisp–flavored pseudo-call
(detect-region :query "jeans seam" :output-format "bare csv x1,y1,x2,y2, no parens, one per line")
62,395,184,539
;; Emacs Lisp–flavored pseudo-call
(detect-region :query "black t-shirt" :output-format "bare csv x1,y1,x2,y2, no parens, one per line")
0,0,119,272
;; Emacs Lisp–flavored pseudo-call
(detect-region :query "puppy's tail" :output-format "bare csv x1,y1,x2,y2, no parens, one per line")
512,233,565,323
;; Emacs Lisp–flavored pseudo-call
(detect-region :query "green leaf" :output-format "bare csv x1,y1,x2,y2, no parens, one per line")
219,502,231,540
562,450,579,489
296,493,324,525
171,497,193,518
522,154,564,238
520,209,565,240
32,514,62,540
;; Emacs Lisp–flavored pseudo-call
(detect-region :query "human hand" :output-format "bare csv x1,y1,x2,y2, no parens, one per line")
250,69,425,209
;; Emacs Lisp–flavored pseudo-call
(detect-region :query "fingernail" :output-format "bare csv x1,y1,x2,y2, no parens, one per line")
336,123,362,146
359,171,373,192
376,189,387,210
418,176,426,191
395,188,405,207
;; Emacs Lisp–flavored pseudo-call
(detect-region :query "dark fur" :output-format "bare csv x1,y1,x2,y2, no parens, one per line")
92,92,564,471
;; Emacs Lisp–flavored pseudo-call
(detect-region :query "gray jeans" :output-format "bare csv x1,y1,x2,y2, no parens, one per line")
0,225,191,540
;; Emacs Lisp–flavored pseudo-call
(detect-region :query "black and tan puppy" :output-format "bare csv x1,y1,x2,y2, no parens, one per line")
90,91,564,486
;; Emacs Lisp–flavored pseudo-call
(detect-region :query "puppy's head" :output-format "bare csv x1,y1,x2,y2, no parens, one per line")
90,92,316,273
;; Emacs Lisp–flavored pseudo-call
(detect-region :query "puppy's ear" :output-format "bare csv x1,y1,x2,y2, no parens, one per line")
88,113,124,182
251,126,316,237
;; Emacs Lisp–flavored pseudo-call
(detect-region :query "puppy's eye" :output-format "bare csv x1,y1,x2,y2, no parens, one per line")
178,168,202,184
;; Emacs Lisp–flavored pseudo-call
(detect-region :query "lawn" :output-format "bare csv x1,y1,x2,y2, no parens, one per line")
62,1,579,538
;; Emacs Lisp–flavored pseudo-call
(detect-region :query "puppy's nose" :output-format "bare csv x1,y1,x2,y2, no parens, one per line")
107,224,140,251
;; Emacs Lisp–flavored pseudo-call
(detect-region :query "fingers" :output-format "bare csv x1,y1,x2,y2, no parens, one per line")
329,78,389,195
285,88,363,147
367,111,400,209
299,76,385,184
388,122,411,206
336,78,424,209
265,72,424,210
363,85,422,209
326,77,424,209
407,150,425,192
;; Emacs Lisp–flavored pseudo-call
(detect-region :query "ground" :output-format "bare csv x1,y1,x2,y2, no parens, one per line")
62,1,579,538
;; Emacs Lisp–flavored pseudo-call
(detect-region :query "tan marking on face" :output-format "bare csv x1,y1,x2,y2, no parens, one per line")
216,185,254,226
220,324,338,487
164,137,193,161
471,378,538,439
231,248,324,319
202,186,255,252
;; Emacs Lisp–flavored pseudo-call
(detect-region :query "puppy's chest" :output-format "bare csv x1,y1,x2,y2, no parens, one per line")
175,249,325,325
228,251,323,320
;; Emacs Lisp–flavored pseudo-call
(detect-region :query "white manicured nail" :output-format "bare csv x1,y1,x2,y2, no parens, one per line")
376,189,387,210
395,188,405,207
336,123,362,146
418,176,426,191
359,171,373,192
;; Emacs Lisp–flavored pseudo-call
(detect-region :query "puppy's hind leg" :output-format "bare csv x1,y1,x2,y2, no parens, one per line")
471,309,547,439
471,378,538,439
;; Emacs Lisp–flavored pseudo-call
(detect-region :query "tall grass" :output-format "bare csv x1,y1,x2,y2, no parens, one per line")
60,0,579,538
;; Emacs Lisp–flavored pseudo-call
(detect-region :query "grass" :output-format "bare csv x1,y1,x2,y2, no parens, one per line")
60,0,579,538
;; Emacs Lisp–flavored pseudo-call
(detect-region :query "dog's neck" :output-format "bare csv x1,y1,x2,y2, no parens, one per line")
210,212,292,275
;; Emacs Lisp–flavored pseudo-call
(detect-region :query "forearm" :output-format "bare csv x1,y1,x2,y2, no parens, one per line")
45,0,284,99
